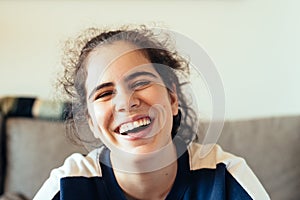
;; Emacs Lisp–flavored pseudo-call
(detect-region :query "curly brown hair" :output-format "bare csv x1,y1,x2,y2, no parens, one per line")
59,25,197,147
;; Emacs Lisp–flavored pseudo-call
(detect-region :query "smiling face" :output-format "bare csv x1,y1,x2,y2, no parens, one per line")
85,41,178,155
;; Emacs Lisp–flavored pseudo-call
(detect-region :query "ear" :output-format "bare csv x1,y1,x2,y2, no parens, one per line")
169,83,179,116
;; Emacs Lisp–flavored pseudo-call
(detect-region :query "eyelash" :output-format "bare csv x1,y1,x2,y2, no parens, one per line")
94,90,115,100
131,80,151,89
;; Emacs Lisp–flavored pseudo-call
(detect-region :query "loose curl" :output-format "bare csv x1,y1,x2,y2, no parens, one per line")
59,25,197,147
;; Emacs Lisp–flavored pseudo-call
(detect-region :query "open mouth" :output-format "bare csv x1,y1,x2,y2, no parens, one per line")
115,117,151,135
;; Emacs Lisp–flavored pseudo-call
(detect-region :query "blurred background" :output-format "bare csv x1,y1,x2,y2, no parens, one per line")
0,0,299,120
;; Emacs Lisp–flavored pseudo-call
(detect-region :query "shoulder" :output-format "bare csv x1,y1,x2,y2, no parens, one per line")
187,142,270,199
187,142,245,170
51,147,103,177
33,147,103,200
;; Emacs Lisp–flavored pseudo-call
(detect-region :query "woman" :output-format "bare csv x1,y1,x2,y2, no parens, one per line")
34,26,269,200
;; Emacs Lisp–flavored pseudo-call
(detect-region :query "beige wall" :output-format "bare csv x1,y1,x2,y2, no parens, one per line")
0,0,299,119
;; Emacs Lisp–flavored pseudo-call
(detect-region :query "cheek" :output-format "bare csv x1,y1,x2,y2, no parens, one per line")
140,88,174,120
141,86,170,105
92,103,113,130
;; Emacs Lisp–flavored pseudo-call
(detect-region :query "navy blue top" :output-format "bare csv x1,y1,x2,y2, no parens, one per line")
53,138,252,200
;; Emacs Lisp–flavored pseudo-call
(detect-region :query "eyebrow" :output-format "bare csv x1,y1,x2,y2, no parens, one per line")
88,71,158,100
124,71,158,83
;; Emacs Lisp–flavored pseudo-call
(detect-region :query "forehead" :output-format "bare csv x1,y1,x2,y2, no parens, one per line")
85,41,159,89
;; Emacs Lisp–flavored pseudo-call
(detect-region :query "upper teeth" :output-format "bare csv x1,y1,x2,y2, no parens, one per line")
119,118,151,134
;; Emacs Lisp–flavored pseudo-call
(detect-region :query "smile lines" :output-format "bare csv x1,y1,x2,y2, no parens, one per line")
117,117,151,135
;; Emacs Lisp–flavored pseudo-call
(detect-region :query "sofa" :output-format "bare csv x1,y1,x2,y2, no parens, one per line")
0,97,299,199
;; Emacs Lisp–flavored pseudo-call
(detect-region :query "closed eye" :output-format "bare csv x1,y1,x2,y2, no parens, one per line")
94,90,115,101
131,80,151,90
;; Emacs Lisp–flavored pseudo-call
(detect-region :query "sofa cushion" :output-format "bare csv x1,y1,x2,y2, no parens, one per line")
4,118,87,199
0,192,28,200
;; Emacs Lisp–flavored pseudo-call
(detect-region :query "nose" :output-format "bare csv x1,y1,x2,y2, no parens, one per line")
113,88,140,112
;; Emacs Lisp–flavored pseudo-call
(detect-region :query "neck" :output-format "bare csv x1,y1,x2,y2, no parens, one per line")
110,143,178,200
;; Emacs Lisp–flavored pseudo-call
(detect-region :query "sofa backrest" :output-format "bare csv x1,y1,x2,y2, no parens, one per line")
0,113,4,195
217,116,300,200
